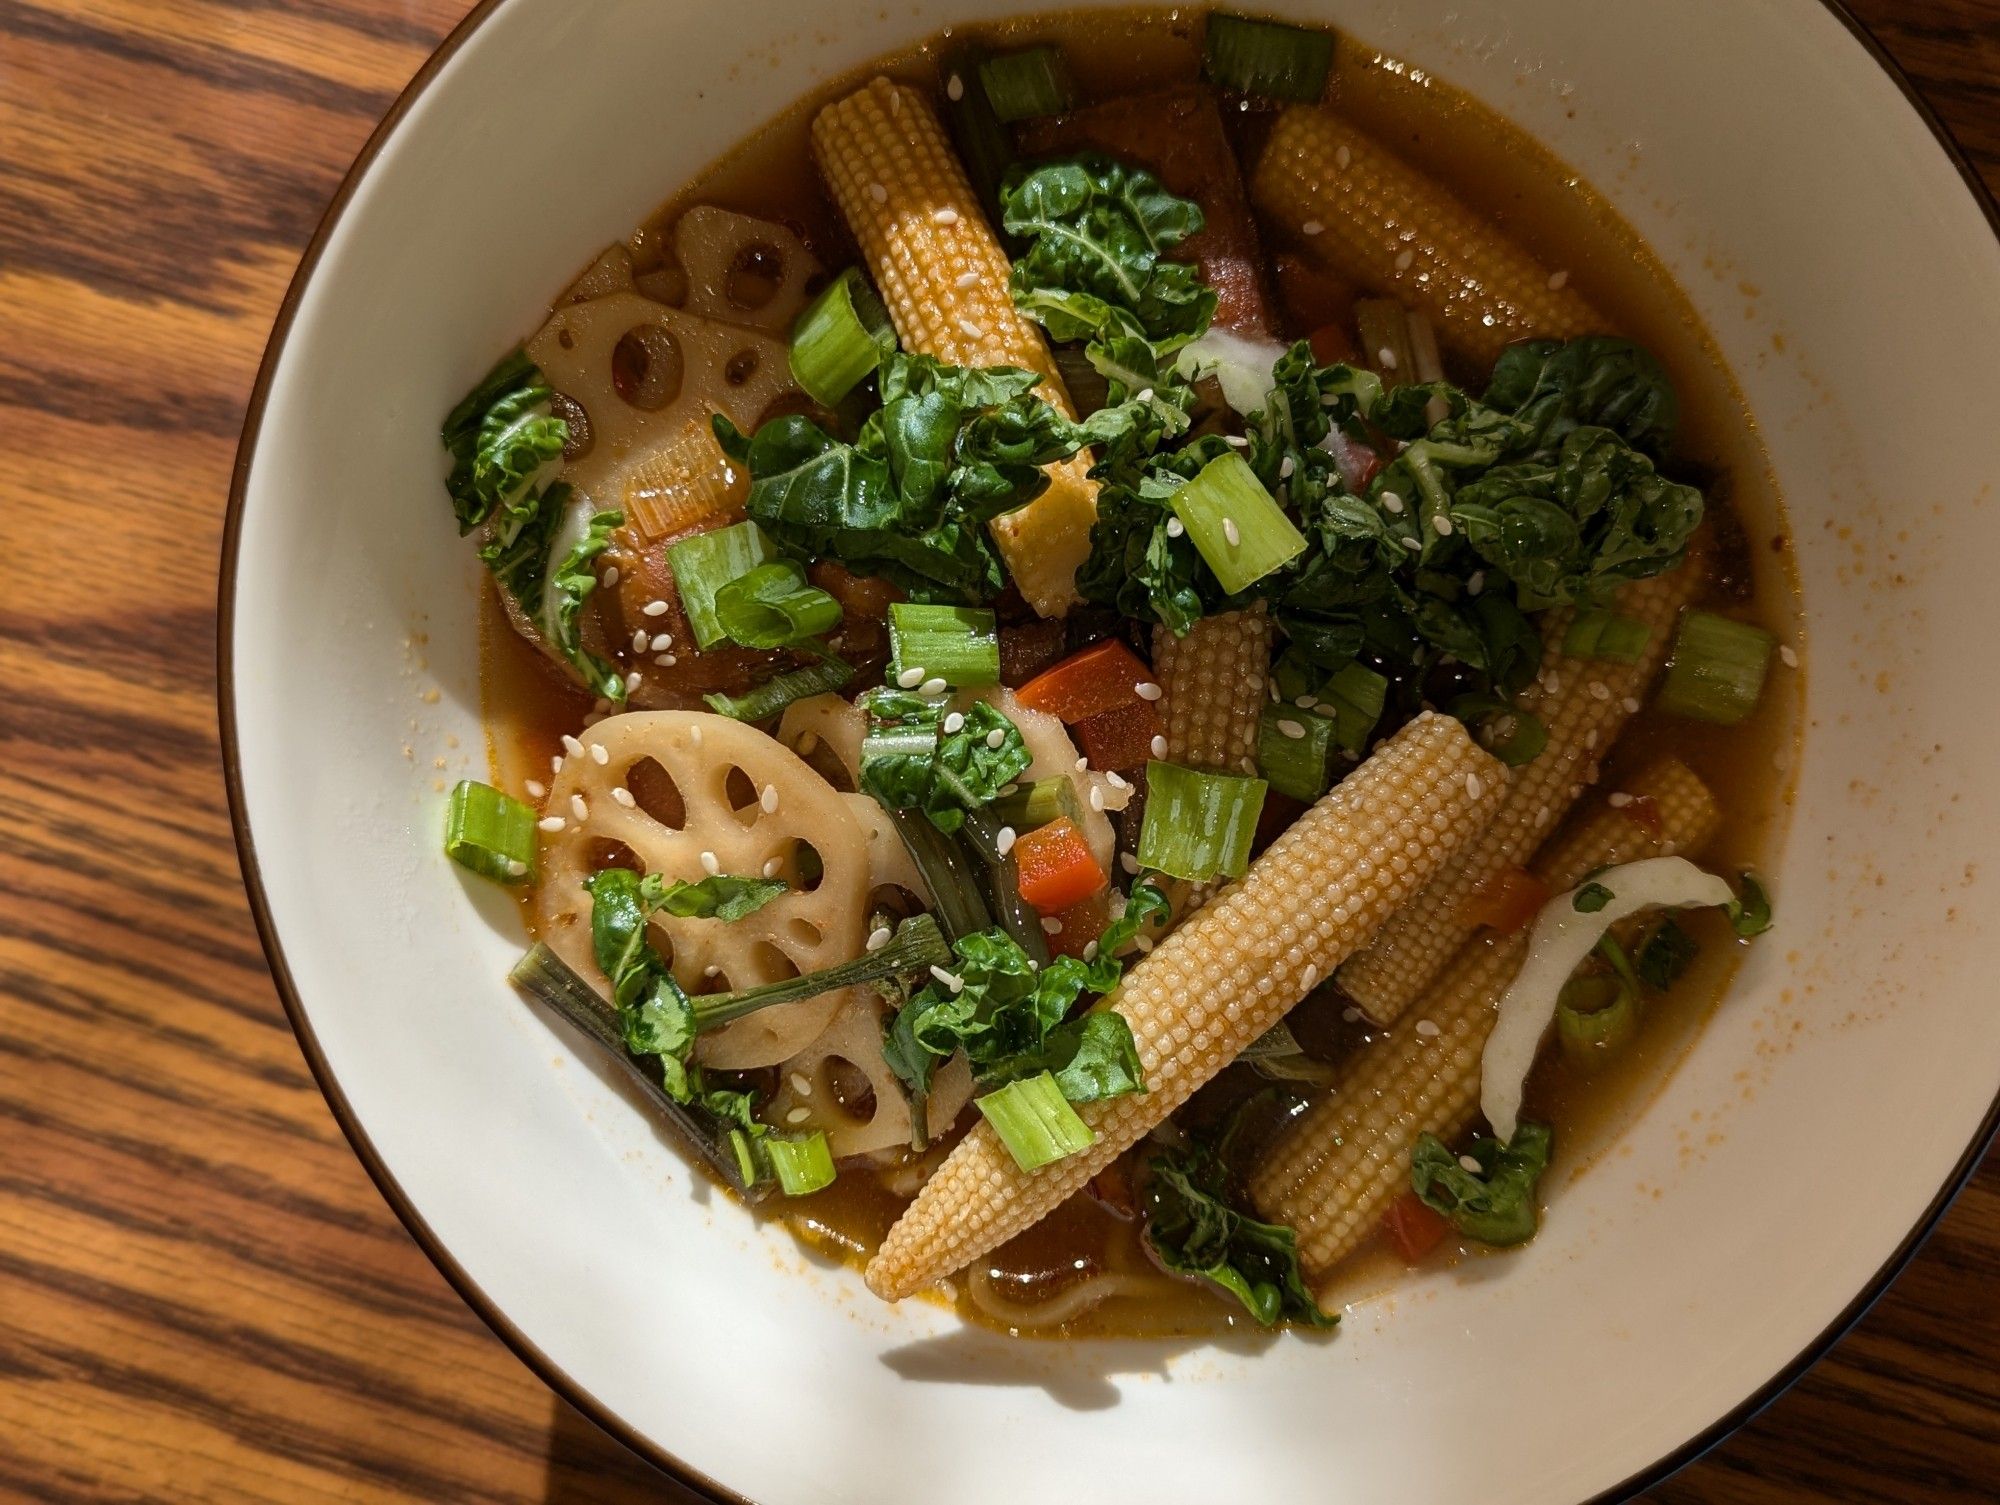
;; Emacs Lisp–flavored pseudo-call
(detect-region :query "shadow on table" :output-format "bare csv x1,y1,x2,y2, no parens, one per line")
544,1396,708,1503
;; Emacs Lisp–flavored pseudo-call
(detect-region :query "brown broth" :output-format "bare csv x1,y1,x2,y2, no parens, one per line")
481,7,1802,1340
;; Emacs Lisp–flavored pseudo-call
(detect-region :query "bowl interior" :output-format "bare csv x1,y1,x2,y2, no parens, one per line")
226,1,2000,1501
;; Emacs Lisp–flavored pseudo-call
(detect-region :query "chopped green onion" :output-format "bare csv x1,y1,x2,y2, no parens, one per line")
1138,760,1268,882
1727,874,1773,938
1356,300,1415,389
712,559,843,649
690,914,953,1031
991,776,1084,833
1168,453,1308,595
666,520,777,649
789,268,897,406
704,652,855,721
1452,693,1549,768
763,1132,838,1196
883,808,994,941
1657,609,1775,725
1202,13,1334,101
977,1071,1096,1171
940,46,1016,228
509,944,770,1201
978,46,1077,122
888,603,1000,688
725,1129,764,1190
1563,610,1652,664
1258,704,1336,803
445,780,537,883
1556,969,1637,1063
1322,661,1388,756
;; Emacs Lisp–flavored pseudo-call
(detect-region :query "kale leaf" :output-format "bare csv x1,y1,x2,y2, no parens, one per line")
858,691,1032,833
1143,1136,1335,1327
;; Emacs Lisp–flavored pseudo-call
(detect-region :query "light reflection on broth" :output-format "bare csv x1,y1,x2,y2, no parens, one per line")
480,6,1799,1339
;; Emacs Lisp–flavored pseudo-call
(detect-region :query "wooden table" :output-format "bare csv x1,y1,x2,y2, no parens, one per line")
2,2,1995,1500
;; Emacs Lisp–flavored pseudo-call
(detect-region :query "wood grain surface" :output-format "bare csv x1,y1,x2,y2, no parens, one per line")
1,2,1995,1501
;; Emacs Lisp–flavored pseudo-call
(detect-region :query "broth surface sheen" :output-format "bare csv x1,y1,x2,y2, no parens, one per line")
482,6,1801,1339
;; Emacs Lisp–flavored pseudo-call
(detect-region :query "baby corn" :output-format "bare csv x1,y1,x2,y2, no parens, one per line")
1153,605,1271,776
1339,563,1703,1024
1252,758,1719,1277
864,712,1505,1301
812,77,1096,618
1251,106,1599,367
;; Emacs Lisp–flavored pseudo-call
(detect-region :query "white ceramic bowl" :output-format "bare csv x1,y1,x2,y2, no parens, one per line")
222,2,2000,1500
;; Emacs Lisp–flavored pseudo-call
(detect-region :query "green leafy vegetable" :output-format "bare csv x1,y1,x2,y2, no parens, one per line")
1573,881,1615,914
1482,336,1679,457
648,873,789,922
859,691,1032,833
1143,1136,1335,1327
1409,1122,1553,1247
442,348,568,532
703,651,854,721
542,507,627,702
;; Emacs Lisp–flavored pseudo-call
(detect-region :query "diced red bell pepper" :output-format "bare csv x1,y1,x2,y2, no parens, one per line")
1383,1191,1451,1263
1072,699,1165,771
1014,817,1109,913
1015,639,1155,725
1462,865,1551,936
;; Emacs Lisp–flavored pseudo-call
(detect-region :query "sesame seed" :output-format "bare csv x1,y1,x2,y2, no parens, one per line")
865,924,894,951
561,734,585,757
632,629,650,653
525,779,547,800
932,207,959,226
996,825,1017,856
1135,681,1163,701
654,653,674,666
1082,941,1100,962
1336,144,1352,168
1432,513,1454,536
796,731,819,756
624,670,642,693
1075,757,1090,772
930,965,965,993
1622,696,1641,714
1302,219,1324,236
1150,735,1168,759
589,743,609,765
1106,770,1130,790
505,859,529,878
687,725,702,748
1589,680,1610,701
943,711,965,734
786,1107,811,1125
1377,346,1399,370
1544,672,1561,695
1223,517,1241,546
985,727,1007,749
1395,249,1414,272
1608,791,1633,808
1277,718,1307,740
1547,269,1570,291
1380,490,1405,514
700,850,720,876
1136,387,1154,402
1400,536,1423,551
1279,454,1296,479
642,600,670,617
946,73,964,100
1222,434,1249,448
1134,935,1153,953
1779,645,1799,669
1089,784,1105,811
760,784,779,814
1468,571,1485,596
1120,852,1140,875
956,317,982,339
790,1073,813,1096
998,783,1020,797
602,565,620,587
896,665,926,688
612,786,636,808
1294,694,1319,710
869,182,888,204
1302,964,1318,990
551,754,564,774
1165,516,1185,538
1268,680,1282,701
919,676,948,697
954,271,979,289
1415,1019,1441,1038
537,816,566,833
1342,1006,1362,1023
1041,916,1063,935
1459,1153,1484,1174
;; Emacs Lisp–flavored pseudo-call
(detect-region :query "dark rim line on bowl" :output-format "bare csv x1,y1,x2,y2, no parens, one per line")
216,4,2000,1501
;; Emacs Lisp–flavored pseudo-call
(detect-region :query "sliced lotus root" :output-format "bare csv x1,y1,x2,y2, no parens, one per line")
672,207,822,336
526,289,798,510
768,991,975,1159
535,711,872,1069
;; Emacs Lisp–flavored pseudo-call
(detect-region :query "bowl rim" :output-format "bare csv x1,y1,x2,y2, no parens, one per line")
216,2,2000,1499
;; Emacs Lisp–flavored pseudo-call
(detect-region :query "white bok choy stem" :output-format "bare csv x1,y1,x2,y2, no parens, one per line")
1480,857,1734,1144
